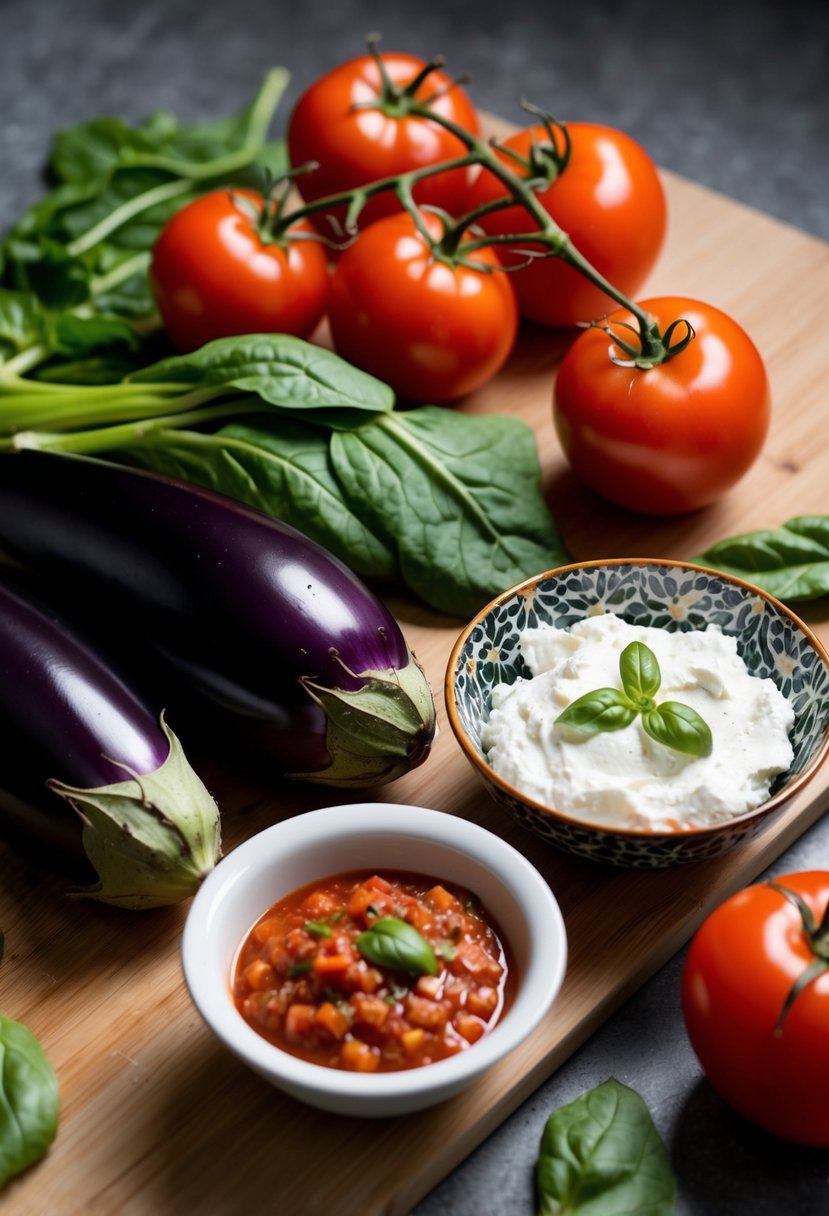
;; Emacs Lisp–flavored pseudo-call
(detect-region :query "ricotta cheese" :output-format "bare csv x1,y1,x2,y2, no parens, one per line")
481,613,795,831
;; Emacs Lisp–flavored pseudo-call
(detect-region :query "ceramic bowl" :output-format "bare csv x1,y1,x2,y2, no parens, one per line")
181,803,567,1117
446,558,829,868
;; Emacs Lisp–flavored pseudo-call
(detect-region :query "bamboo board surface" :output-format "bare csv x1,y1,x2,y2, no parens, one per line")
2,141,828,1216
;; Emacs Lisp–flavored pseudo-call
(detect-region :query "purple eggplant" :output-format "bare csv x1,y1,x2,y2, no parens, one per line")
0,452,435,785
0,572,220,908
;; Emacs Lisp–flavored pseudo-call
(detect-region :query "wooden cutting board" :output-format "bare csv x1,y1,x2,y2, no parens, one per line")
2,144,828,1216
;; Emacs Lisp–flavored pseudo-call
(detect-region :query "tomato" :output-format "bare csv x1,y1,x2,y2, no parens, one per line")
465,122,666,327
552,297,770,514
327,210,519,403
150,189,329,352
286,50,479,232
682,872,829,1147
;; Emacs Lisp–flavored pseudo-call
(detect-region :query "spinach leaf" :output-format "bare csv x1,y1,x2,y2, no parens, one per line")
0,70,287,355
129,335,395,426
0,289,47,359
121,419,398,580
330,407,568,616
536,1078,676,1216
693,516,829,601
356,917,438,976
0,1014,59,1190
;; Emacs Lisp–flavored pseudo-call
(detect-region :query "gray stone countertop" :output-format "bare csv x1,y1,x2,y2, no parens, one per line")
1,1,827,1212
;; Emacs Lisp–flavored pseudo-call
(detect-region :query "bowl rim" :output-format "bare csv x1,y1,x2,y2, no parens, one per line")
445,556,829,842
181,803,568,1102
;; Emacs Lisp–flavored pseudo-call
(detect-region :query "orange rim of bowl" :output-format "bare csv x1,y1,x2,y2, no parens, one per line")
444,557,829,842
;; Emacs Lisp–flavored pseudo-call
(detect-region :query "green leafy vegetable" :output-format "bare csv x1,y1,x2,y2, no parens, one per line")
356,916,438,976
536,1078,676,1216
0,1014,59,1190
693,516,829,602
331,407,568,616
4,347,566,614
118,420,397,580
556,640,712,759
0,70,287,381
129,334,395,427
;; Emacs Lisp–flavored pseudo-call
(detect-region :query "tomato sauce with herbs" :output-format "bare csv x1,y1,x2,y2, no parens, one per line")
232,871,516,1073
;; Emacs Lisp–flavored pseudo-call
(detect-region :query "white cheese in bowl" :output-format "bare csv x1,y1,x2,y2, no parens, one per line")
481,613,794,831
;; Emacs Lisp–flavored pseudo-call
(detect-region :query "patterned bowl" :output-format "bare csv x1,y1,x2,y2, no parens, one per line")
445,559,829,868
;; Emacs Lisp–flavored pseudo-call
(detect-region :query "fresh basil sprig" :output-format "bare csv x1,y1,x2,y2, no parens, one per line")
356,916,438,977
536,1078,676,1216
556,640,713,759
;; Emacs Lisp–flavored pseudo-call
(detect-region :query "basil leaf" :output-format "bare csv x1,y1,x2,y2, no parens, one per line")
693,516,829,602
129,336,395,427
619,640,661,703
304,920,333,939
119,420,397,581
556,688,638,734
330,407,568,616
356,917,438,977
0,1014,59,1189
642,701,713,758
536,1078,676,1216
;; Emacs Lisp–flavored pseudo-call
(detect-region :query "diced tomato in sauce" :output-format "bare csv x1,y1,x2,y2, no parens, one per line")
232,871,516,1073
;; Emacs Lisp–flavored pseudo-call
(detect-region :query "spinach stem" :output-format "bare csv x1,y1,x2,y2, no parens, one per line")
0,383,228,434
6,400,262,454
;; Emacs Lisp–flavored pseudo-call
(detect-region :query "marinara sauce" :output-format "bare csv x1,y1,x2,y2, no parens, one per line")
232,871,516,1073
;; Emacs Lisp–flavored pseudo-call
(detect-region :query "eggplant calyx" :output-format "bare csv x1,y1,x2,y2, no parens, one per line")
294,655,436,786
48,716,221,910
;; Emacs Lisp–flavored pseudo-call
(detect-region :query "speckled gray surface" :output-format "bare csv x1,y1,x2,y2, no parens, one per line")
1,1,827,1212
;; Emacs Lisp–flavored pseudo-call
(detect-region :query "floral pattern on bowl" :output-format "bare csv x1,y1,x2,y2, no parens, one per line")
446,559,829,868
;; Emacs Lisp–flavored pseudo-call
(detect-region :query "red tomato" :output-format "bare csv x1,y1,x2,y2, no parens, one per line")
682,872,829,1147
465,122,666,327
326,211,519,403
552,296,770,514
286,51,479,232
150,189,329,352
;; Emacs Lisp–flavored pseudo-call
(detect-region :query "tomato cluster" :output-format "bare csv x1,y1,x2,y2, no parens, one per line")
149,43,771,512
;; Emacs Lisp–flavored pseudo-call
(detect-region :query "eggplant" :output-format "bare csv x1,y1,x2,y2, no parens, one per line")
0,452,435,785
0,572,220,908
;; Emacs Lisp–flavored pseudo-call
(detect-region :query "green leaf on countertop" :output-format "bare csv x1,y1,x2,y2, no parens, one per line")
0,1014,59,1190
536,1078,676,1216
330,406,568,616
120,418,398,581
693,516,829,602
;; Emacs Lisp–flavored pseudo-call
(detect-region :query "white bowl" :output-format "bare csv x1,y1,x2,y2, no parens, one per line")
182,803,567,1117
